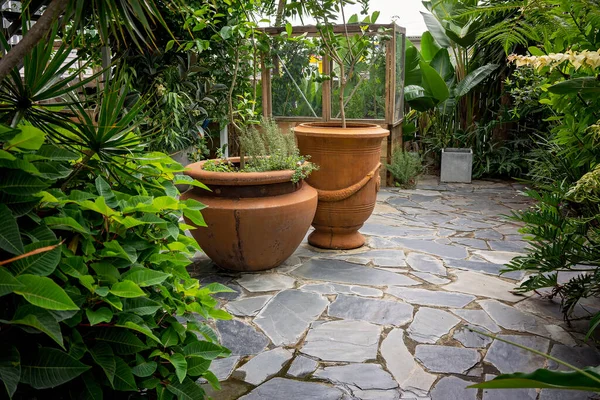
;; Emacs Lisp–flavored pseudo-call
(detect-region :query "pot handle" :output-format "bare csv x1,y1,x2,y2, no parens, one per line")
315,163,381,202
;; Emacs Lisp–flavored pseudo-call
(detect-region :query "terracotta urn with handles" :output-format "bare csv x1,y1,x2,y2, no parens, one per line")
294,122,389,249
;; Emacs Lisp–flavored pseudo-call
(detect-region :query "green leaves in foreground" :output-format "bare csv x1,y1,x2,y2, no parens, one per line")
13,275,79,310
20,348,90,389
471,368,600,392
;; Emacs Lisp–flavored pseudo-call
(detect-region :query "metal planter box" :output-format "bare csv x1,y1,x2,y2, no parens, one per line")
440,148,473,183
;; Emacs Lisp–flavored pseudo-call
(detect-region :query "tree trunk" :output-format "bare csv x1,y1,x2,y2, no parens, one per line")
0,0,69,83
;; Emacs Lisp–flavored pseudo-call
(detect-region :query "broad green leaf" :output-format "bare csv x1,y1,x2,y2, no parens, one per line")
14,275,79,310
6,126,46,150
548,77,600,95
10,240,61,276
419,60,449,102
60,256,88,278
100,241,137,263
454,64,498,98
81,371,103,400
113,357,137,391
94,328,148,355
79,197,118,217
161,326,179,348
122,297,162,315
132,361,157,377
110,280,146,298
0,203,23,255
4,304,64,348
95,177,117,207
121,268,171,287
44,216,89,234
0,170,47,195
172,175,209,190
183,208,206,227
166,377,206,400
112,216,150,229
103,293,123,310
89,343,116,386
420,31,441,62
90,262,120,284
86,307,113,325
183,341,225,360
68,329,87,360
20,348,90,389
186,357,210,377
168,353,187,383
117,320,161,344
0,268,23,297
202,282,236,294
0,346,20,397
187,322,218,343
35,145,78,161
586,312,600,341
470,368,600,391
420,12,451,47
202,370,220,390
430,48,454,83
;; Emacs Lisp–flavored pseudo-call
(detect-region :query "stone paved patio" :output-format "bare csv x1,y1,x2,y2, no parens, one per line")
188,177,600,400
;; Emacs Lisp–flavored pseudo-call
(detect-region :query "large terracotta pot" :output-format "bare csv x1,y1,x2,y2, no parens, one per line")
294,122,389,249
181,158,318,271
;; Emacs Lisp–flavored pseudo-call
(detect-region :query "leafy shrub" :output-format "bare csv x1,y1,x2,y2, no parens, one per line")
0,125,230,399
387,151,423,188
203,118,317,183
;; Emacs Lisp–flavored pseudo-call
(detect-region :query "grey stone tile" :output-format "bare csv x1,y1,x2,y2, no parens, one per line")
300,283,383,297
431,376,477,400
328,294,414,326
454,325,493,348
314,364,398,390
216,319,269,356
547,344,600,371
479,299,551,336
342,249,407,267
232,347,293,385
367,236,402,249
445,258,525,280
484,334,550,373
444,270,523,302
453,238,489,250
301,320,380,362
451,309,501,333
415,345,480,373
393,238,469,259
407,307,460,344
387,287,475,308
293,259,420,286
482,374,537,400
348,387,401,400
539,389,600,400
475,229,503,240
360,223,436,237
411,272,451,285
236,273,295,292
488,240,529,253
286,355,318,378
406,253,447,276
225,295,272,317
209,356,240,381
254,289,329,346
239,378,343,400
473,250,521,265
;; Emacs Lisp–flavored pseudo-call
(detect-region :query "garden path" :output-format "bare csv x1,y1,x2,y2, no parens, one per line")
189,177,600,400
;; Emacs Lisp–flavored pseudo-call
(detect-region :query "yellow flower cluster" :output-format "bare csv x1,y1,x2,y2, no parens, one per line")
508,50,600,70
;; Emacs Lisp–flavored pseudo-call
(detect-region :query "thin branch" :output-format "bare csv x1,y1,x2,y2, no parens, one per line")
0,241,65,266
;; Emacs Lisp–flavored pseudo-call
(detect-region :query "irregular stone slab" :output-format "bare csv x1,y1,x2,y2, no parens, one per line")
381,328,436,396
239,378,343,400
479,299,550,337
392,238,469,259
210,356,240,381
451,309,501,333
300,283,383,297
415,345,480,373
301,320,380,362
386,197,424,208
484,334,550,374
475,229,503,240
454,325,493,348
547,344,600,371
387,287,475,308
412,272,451,285
407,307,460,344
483,375,537,400
488,240,529,253
232,347,293,386
360,223,435,237
539,389,599,400
444,270,522,302
431,376,477,400
446,258,525,280
453,238,489,250
349,387,401,400
236,273,295,292
343,249,407,267
286,355,318,378
513,296,565,321
315,364,398,390
473,250,521,265
293,259,420,286
328,294,413,326
546,325,577,347
406,253,447,276
254,289,328,346
367,236,401,249
225,295,272,316
216,319,268,356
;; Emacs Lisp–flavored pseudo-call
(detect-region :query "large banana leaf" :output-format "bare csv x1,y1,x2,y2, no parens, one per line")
454,64,498,98
420,60,450,102
420,31,442,62
404,85,439,112
548,77,600,95
430,48,455,83
421,11,452,48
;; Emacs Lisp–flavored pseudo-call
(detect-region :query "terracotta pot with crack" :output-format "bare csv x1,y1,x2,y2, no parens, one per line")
181,157,318,271
294,122,389,249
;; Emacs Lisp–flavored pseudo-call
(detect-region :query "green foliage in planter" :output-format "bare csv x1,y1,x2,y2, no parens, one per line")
0,125,231,399
203,119,318,183
386,151,423,188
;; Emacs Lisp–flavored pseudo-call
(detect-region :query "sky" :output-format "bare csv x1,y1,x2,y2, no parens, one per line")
287,0,428,37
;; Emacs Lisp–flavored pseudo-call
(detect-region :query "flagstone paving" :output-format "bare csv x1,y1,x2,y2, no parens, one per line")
190,177,600,400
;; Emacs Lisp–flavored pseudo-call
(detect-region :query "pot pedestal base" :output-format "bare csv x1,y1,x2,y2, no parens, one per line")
308,226,365,250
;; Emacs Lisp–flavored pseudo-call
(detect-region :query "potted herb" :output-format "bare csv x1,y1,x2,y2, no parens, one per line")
182,119,318,271
290,0,389,249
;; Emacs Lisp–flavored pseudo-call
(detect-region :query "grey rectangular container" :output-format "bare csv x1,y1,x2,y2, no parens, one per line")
440,148,473,183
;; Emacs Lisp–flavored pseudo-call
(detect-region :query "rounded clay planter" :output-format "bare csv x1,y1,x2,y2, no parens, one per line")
294,122,389,249
181,158,318,271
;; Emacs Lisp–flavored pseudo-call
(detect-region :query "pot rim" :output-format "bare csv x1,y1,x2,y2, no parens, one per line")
184,157,298,186
294,122,389,138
